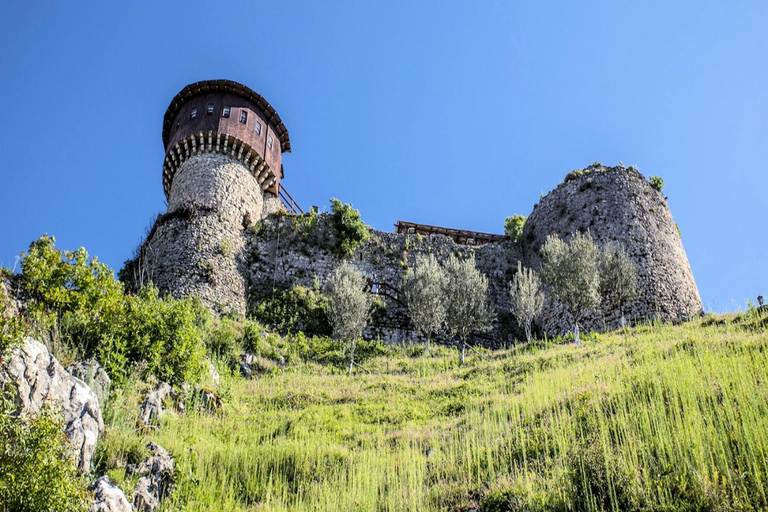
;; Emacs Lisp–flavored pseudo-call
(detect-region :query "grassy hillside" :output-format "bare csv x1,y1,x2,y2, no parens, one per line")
98,313,768,511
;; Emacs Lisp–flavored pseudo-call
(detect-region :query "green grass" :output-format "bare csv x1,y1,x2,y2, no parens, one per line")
98,312,768,511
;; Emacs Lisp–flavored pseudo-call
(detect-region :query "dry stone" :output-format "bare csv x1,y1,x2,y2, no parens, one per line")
89,475,133,512
129,443,175,512
1,338,104,472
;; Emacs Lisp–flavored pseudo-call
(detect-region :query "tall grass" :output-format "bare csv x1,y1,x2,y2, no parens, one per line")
100,313,768,511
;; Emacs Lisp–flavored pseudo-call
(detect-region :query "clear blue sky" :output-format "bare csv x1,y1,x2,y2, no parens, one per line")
1,1,766,312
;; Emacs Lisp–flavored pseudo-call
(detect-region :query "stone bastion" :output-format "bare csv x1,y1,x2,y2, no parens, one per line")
125,163,702,344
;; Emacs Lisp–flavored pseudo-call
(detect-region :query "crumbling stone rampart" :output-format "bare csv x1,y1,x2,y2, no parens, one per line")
132,160,702,341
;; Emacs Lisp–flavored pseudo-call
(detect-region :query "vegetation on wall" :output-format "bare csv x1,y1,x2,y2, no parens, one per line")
649,175,665,191
249,285,331,337
503,214,526,243
329,198,370,258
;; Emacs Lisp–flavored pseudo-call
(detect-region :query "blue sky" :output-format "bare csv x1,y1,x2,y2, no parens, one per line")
1,1,766,312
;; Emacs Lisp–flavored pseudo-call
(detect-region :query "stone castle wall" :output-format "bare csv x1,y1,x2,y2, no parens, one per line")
523,165,702,333
131,158,703,343
138,153,263,314
246,215,521,344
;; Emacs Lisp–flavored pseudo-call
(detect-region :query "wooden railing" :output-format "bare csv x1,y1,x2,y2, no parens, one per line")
278,184,304,215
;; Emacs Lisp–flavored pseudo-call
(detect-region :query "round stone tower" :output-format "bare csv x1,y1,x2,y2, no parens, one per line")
523,165,702,333
140,79,291,315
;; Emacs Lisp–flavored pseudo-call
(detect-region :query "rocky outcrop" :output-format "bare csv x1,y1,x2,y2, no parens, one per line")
129,443,175,512
1,338,104,472
138,382,176,426
90,475,133,512
240,353,278,378
68,359,111,406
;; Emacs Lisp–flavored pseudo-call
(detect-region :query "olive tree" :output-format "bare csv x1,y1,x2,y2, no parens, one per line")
324,263,372,374
443,254,493,364
599,242,638,329
402,254,447,355
540,231,600,345
509,261,544,342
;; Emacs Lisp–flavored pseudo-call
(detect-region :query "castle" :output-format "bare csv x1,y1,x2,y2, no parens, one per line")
126,79,702,343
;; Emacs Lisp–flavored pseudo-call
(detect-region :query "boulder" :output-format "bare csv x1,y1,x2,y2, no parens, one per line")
89,475,133,512
240,353,277,378
138,382,175,426
68,359,111,406
1,338,104,472
129,443,175,512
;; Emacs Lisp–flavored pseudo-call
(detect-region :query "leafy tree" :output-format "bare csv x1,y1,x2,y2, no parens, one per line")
443,255,494,364
324,263,372,374
540,232,600,345
599,242,638,328
330,199,370,258
509,262,544,342
401,254,447,355
0,386,90,511
504,215,527,243
21,235,124,359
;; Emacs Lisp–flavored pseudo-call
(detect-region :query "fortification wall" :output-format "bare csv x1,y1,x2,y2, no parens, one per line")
523,165,702,333
128,158,702,343
246,215,522,345
138,153,264,314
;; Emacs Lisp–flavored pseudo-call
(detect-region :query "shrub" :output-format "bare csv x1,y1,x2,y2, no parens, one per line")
99,286,207,386
0,281,25,358
649,175,665,191
330,198,370,258
0,384,91,511
249,285,330,337
503,215,526,243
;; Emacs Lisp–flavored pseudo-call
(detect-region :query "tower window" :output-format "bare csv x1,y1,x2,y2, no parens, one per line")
190,107,197,119
267,135,273,149
206,103,214,115
222,106,231,118
240,110,248,123
255,121,262,135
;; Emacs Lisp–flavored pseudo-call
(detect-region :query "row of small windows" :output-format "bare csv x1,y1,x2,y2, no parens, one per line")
188,105,273,148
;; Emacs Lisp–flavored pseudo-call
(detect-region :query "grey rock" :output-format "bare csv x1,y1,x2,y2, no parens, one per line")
68,359,111,406
90,475,133,512
207,360,220,386
129,443,175,512
1,338,104,472
240,353,277,378
139,382,175,426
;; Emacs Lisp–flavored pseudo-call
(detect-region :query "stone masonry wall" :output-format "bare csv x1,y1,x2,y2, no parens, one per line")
523,165,702,333
130,160,703,343
246,214,522,345
140,153,264,314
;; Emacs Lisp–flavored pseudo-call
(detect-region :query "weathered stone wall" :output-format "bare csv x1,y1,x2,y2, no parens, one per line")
141,153,263,315
246,215,522,345
523,165,702,333
132,159,702,342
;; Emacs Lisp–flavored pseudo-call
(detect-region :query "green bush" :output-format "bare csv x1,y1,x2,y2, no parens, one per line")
20,235,207,386
330,198,370,258
98,286,207,386
249,285,331,337
0,384,91,511
0,281,25,358
503,215,526,243
649,175,665,191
